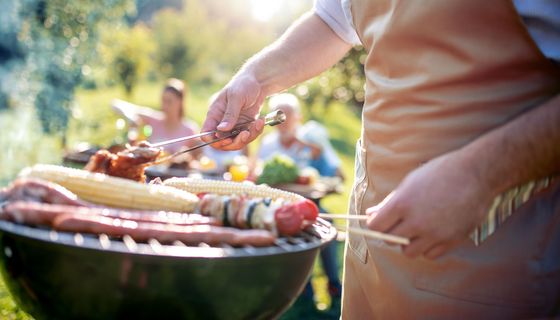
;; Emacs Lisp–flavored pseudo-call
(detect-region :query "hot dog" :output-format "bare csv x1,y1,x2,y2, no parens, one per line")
53,214,276,247
1,202,217,227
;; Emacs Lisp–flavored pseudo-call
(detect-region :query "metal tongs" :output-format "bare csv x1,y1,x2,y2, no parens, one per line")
146,110,286,166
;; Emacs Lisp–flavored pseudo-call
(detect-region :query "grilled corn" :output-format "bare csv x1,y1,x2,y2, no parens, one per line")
164,177,302,202
19,164,199,212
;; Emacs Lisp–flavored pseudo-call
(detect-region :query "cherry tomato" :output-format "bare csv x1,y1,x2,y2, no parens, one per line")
275,205,304,236
294,199,319,222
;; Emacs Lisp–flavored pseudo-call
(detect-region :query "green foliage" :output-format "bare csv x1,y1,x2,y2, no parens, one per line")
293,47,366,117
151,8,195,80
0,277,32,320
0,0,133,185
98,24,155,94
257,155,300,185
6,0,134,133
151,0,274,84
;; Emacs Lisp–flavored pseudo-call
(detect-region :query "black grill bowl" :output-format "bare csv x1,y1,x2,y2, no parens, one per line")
0,220,336,320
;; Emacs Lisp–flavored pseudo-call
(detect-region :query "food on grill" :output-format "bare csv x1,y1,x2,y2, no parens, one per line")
2,202,216,227
5,165,319,245
19,164,199,212
164,177,301,201
0,178,274,246
257,155,299,185
0,178,89,206
198,194,318,236
164,177,318,235
84,141,161,182
52,215,275,246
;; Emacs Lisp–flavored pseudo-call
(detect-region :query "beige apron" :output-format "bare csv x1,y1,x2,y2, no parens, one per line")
341,0,560,318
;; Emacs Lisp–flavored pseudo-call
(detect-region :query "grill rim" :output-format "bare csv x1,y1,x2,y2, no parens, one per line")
0,218,336,259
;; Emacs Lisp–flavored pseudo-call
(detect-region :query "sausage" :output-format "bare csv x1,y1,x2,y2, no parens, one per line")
1,201,66,225
53,214,276,247
0,178,90,207
1,202,217,226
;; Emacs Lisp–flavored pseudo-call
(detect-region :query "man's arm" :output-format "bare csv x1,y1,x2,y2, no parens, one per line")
367,94,560,259
463,95,560,196
202,12,352,150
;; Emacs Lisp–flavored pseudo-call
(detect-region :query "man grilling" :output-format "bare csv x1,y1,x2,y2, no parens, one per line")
201,0,560,318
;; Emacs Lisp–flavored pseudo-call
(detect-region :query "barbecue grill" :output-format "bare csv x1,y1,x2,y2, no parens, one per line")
0,218,336,320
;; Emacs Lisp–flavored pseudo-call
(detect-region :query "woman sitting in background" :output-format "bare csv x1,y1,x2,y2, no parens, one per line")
112,78,200,154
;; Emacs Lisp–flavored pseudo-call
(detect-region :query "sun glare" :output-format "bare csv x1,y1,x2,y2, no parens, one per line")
250,0,284,22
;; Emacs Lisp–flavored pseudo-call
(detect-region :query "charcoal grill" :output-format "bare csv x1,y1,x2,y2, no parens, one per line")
0,218,336,320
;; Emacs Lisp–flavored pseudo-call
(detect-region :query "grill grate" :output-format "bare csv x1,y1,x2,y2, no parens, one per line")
0,218,336,258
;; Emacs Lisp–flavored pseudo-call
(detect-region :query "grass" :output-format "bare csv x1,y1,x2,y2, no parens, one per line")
0,82,361,318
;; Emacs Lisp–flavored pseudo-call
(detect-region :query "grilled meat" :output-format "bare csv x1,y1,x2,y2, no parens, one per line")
198,194,319,236
85,141,162,182
53,214,275,246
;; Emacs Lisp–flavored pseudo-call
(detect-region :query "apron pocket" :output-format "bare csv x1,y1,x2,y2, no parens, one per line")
413,244,545,309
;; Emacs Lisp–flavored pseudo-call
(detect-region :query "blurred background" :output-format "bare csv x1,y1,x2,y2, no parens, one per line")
0,0,365,317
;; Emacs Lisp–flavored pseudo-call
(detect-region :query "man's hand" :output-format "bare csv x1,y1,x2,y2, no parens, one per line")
200,12,352,150
201,74,266,151
366,151,494,259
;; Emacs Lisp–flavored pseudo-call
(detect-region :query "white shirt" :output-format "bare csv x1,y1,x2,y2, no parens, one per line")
314,0,560,61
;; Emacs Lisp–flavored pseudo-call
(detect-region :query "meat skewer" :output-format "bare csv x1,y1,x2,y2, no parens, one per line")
198,194,319,236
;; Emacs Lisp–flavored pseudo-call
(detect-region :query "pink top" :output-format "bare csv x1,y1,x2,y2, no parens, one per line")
143,117,200,154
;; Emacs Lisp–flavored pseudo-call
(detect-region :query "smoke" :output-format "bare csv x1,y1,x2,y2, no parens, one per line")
0,0,132,185
0,0,63,185
0,56,63,185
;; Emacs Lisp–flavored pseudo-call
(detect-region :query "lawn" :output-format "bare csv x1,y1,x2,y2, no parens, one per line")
0,82,362,318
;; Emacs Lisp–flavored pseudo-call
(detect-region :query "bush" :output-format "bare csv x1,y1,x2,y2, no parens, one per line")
98,24,154,95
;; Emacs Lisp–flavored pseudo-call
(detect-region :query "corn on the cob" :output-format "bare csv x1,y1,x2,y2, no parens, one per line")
163,177,303,202
19,164,199,212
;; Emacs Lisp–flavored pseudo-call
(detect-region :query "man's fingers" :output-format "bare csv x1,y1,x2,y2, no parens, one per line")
201,94,227,143
402,237,435,258
366,193,401,233
217,91,243,131
248,118,265,139
387,220,417,239
424,243,450,260
219,131,251,151
206,116,265,151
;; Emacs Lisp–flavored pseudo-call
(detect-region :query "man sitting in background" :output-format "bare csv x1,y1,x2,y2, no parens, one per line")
258,93,342,319
257,93,317,169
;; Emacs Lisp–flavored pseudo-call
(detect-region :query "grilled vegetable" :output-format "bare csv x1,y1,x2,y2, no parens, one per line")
19,164,199,212
197,193,318,236
164,177,302,202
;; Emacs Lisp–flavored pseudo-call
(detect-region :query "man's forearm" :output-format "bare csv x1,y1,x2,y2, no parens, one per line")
458,94,560,196
239,12,352,96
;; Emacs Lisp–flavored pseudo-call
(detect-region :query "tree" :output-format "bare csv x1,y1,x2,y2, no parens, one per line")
151,0,275,84
292,47,367,118
1,0,134,133
98,24,155,95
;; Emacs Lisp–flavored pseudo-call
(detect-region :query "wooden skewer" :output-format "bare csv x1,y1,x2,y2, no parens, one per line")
319,213,368,220
335,225,410,245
